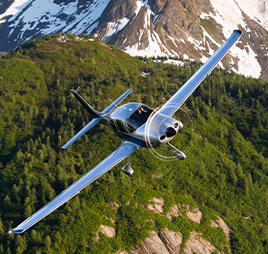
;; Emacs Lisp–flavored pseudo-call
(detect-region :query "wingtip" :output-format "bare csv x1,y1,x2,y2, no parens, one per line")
125,88,133,94
10,228,25,234
233,29,242,35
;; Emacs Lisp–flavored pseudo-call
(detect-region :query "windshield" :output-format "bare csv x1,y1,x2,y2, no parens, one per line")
114,119,127,133
126,106,153,132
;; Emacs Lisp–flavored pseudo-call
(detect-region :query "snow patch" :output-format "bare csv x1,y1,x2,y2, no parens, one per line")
235,0,268,32
188,37,206,51
136,0,155,16
200,12,213,19
218,61,224,69
200,55,209,63
202,0,262,78
57,35,67,43
200,23,261,78
125,3,174,58
135,0,143,16
168,36,178,48
139,28,145,41
183,54,190,60
202,28,221,48
230,44,262,78
207,0,247,39
125,31,169,57
163,59,185,66
0,0,31,23
102,18,129,40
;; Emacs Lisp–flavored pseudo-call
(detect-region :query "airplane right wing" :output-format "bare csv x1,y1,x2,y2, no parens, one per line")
157,30,242,117
10,141,139,234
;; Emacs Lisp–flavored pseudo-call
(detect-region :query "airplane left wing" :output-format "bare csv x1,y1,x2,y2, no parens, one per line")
10,142,139,234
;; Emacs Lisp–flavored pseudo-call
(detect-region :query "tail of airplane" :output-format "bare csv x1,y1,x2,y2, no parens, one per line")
70,89,102,117
70,88,133,116
62,88,133,149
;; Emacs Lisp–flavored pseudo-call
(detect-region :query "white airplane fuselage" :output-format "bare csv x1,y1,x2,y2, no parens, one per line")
104,102,183,148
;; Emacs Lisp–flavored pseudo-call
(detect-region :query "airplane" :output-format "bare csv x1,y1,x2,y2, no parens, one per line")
10,30,242,234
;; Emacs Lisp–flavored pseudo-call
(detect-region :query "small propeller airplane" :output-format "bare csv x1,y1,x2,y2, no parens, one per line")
10,30,242,234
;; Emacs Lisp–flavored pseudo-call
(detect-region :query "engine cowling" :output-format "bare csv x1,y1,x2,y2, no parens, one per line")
144,112,182,147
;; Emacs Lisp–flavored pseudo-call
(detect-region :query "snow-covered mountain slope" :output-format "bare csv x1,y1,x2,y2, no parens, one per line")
0,0,267,79
236,0,268,31
0,0,111,42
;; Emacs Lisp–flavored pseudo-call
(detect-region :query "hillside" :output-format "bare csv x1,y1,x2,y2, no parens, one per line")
0,34,268,254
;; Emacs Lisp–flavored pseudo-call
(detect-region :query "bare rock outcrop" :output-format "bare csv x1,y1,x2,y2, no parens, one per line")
167,203,202,224
152,174,163,178
182,231,219,254
167,204,180,220
108,201,120,210
115,251,128,254
186,207,203,224
134,231,170,254
131,229,182,254
144,197,164,214
130,229,219,254
125,199,229,254
210,216,231,243
107,217,116,224
158,228,183,253
96,225,116,240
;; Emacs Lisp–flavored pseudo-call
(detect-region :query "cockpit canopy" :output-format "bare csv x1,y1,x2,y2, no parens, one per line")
126,105,153,132
110,103,153,133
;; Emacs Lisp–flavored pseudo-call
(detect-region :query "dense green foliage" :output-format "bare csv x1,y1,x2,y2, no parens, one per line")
0,34,267,254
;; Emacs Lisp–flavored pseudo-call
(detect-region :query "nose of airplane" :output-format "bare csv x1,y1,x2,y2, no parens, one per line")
165,127,177,137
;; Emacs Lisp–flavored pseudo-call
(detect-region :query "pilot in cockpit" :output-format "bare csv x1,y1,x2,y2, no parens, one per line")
127,106,153,132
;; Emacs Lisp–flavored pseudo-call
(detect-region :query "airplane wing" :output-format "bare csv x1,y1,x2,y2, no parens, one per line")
157,30,242,117
10,141,139,234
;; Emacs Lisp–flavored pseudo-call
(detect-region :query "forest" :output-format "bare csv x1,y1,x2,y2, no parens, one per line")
0,33,267,254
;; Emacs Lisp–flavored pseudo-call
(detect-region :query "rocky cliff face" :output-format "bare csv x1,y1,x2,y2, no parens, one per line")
0,0,267,79
111,197,231,254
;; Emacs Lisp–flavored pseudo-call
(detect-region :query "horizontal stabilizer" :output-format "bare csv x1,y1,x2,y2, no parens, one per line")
62,89,132,149
70,88,133,116
102,89,133,114
62,118,100,149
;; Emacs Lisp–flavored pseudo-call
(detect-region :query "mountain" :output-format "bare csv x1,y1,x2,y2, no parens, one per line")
0,0,268,79
0,34,268,254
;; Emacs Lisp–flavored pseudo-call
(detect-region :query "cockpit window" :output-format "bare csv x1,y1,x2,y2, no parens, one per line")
126,106,153,132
